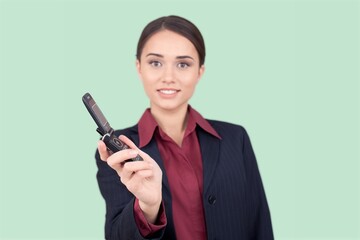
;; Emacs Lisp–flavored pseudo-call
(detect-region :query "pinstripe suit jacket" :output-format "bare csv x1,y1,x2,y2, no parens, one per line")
95,120,274,240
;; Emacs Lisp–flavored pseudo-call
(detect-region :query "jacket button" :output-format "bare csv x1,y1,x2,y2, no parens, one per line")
208,195,216,205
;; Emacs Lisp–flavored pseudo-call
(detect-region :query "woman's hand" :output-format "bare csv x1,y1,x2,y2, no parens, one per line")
98,135,163,223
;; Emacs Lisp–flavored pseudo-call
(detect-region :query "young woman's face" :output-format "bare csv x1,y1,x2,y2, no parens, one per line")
136,30,204,113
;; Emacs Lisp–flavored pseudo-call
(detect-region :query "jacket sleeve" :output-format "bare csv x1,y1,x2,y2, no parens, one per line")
95,150,165,240
242,129,274,239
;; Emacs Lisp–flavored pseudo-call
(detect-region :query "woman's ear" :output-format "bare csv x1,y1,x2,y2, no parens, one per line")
197,64,205,82
136,59,142,81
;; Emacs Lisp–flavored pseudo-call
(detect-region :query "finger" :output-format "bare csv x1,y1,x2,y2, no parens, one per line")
119,135,139,150
119,135,155,163
107,148,139,171
123,161,152,173
119,161,152,183
125,170,154,193
98,140,110,161
133,169,154,179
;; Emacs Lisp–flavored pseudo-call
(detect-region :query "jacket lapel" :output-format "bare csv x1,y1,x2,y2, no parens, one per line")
130,124,220,197
197,128,221,195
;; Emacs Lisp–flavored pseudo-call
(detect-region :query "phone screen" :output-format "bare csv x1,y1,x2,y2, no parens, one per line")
92,103,110,131
83,93,112,134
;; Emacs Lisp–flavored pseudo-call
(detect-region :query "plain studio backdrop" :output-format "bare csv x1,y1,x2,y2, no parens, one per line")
0,0,359,239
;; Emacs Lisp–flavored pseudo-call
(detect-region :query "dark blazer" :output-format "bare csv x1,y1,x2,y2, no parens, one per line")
95,120,274,240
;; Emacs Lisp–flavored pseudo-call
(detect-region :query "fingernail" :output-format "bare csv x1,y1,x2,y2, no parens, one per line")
129,150,138,156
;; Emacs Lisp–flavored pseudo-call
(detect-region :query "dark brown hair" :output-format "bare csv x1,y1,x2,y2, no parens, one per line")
136,15,206,66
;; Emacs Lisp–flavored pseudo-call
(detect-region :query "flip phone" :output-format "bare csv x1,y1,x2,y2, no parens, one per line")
82,92,143,162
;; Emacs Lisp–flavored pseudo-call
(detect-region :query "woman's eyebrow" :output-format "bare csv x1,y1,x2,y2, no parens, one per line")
176,55,194,60
146,53,163,58
145,53,194,61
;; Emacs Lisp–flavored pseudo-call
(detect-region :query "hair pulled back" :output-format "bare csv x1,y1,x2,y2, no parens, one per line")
136,15,205,66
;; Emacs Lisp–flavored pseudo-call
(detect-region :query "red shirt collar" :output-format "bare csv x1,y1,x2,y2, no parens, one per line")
138,105,221,148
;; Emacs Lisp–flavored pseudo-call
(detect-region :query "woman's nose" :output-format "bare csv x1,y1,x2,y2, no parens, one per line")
162,65,175,83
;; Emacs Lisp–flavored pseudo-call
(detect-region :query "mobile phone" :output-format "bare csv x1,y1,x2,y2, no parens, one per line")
82,92,143,162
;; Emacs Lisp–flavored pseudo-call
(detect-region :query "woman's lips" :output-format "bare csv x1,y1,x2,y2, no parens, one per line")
157,88,180,97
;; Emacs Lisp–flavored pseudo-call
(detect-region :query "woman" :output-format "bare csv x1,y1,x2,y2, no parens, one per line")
96,15,273,240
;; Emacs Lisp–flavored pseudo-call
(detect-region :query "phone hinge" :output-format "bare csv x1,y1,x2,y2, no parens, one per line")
96,128,105,136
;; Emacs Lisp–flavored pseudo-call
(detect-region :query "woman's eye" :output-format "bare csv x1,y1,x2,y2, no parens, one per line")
177,62,190,69
150,61,162,67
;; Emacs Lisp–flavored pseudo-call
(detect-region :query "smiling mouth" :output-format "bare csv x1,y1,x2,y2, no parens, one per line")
158,89,180,95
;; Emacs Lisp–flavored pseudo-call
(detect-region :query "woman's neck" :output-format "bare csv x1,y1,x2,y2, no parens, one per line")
150,103,189,146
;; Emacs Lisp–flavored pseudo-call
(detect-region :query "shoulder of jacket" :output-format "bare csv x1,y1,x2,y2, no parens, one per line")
207,119,247,134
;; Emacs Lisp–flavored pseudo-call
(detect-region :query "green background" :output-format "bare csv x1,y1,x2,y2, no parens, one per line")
0,0,359,239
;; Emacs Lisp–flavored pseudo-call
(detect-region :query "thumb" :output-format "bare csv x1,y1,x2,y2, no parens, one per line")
119,135,139,150
119,135,144,162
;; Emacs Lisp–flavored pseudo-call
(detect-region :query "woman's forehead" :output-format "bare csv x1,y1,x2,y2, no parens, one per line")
142,30,198,59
